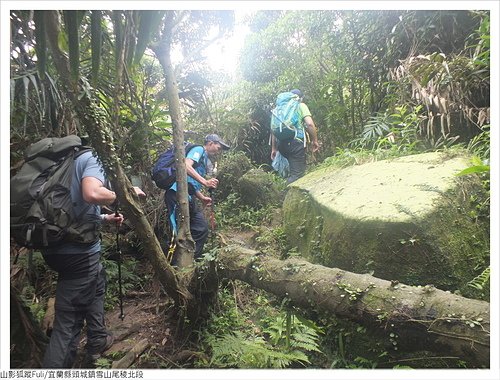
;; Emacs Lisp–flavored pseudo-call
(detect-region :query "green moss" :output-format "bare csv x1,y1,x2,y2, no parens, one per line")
236,168,283,207
217,151,254,199
282,152,489,299
418,176,490,298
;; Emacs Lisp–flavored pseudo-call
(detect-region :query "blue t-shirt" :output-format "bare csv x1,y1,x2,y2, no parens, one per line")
170,146,207,193
42,151,104,257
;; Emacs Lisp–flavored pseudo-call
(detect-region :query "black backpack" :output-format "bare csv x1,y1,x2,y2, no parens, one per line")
10,135,99,249
151,142,202,189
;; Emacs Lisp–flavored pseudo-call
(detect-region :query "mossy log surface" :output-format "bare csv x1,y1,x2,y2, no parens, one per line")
216,245,490,367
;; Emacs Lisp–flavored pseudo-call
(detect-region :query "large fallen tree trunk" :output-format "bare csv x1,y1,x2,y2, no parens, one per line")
215,245,490,367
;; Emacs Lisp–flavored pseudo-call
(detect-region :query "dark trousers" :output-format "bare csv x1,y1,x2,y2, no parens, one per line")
42,263,108,368
165,189,209,261
278,139,306,183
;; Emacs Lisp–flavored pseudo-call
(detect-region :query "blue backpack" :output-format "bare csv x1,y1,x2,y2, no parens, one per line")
270,92,302,141
151,142,201,190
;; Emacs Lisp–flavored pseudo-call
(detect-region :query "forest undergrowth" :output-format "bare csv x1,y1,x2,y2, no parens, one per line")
11,193,409,369
11,132,489,369
14,156,485,370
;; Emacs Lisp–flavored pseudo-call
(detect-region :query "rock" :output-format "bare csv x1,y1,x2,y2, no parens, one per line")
236,168,282,207
216,152,254,200
282,151,489,297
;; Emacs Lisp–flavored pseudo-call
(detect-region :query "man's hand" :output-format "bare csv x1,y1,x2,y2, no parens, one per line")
199,194,213,207
271,149,278,160
205,177,219,189
103,213,124,226
310,141,320,153
133,186,146,198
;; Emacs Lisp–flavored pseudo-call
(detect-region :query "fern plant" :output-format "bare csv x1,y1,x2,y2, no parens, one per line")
354,105,424,151
263,312,323,355
467,267,490,291
199,286,323,368
207,331,310,368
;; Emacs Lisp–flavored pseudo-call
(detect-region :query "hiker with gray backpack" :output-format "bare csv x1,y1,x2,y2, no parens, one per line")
270,89,320,183
10,135,146,368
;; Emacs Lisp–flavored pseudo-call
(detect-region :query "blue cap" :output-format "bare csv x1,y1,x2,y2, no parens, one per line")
205,134,230,150
290,89,303,97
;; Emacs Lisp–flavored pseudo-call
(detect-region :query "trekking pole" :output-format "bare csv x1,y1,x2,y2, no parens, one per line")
115,208,125,321
208,188,216,232
207,160,217,233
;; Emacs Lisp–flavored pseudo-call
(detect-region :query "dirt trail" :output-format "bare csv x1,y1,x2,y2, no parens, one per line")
75,292,174,368
83,229,254,369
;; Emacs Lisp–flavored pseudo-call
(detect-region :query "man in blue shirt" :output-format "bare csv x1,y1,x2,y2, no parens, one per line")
41,149,145,368
165,134,229,263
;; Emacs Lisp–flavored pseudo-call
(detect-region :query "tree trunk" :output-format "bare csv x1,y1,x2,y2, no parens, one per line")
10,288,49,368
215,245,490,367
43,10,190,308
152,11,196,269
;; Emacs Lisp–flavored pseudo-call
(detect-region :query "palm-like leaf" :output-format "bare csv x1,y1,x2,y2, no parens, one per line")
91,10,102,87
33,11,46,80
63,10,81,83
134,11,165,66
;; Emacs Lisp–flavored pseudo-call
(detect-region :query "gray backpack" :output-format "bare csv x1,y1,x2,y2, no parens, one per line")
10,135,99,249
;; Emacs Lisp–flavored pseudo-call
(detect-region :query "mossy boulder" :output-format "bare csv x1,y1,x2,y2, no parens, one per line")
283,151,489,297
236,168,282,208
216,152,254,200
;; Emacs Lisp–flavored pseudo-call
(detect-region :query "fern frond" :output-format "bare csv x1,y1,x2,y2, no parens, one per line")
291,330,322,352
467,267,490,290
207,332,310,369
262,312,323,357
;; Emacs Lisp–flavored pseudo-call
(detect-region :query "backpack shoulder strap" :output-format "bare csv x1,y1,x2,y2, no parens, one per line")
185,144,204,168
185,143,202,153
74,146,94,158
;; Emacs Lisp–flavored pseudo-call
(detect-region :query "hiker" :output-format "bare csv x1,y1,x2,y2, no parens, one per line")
41,147,146,368
270,89,320,183
165,134,229,264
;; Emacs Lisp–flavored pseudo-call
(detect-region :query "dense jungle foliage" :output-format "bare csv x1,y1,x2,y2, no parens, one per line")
9,9,491,370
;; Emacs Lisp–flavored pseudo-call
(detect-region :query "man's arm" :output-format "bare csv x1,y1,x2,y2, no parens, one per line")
82,177,117,206
270,134,278,160
186,158,218,189
195,190,212,206
304,115,320,153
82,177,146,206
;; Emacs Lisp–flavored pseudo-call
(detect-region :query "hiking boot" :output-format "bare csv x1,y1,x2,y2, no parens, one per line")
85,334,114,363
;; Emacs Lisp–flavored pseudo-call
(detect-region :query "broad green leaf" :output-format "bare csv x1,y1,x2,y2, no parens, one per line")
456,165,490,176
